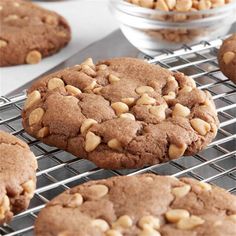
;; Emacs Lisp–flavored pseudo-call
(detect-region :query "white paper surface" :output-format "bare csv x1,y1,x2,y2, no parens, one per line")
0,0,118,95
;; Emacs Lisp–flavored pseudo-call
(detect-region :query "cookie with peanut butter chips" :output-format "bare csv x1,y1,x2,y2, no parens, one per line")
0,0,71,66
0,131,37,225
218,34,236,84
34,174,236,236
22,57,219,169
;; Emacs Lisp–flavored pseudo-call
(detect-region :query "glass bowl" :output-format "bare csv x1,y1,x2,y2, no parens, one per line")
109,0,236,55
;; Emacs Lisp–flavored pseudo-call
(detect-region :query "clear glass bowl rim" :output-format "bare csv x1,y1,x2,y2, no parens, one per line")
111,0,236,16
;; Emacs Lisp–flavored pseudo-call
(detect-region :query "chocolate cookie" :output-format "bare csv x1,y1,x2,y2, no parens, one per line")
34,174,236,236
22,57,219,169
0,131,37,225
0,0,71,67
218,34,236,84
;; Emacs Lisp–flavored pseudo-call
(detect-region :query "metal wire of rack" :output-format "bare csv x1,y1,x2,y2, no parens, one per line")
0,38,236,236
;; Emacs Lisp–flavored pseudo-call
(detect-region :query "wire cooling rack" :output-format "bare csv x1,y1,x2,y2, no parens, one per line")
0,38,236,236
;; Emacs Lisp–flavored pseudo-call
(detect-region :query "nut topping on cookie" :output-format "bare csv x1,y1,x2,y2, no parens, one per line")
165,209,190,223
24,90,41,110
172,185,191,198
48,78,65,91
85,131,101,152
138,225,161,236
190,118,211,136
29,108,45,126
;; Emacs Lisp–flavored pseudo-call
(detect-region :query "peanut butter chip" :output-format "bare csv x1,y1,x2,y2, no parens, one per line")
98,64,108,70
0,6,3,11
65,85,81,95
149,104,167,120
163,91,176,101
48,78,65,91
136,93,156,105
0,195,10,220
85,131,101,152
136,86,154,95
4,14,19,22
106,229,123,236
92,219,110,232
139,225,161,236
82,65,96,77
179,86,192,93
24,90,41,110
0,40,7,48
165,209,190,223
155,0,169,10
108,139,123,151
111,102,129,115
81,58,95,69
198,182,212,191
229,214,236,222
223,51,235,64
172,185,191,198
169,143,187,159
177,215,205,229
85,81,97,91
45,15,58,25
121,97,135,106
29,108,45,126
172,103,190,117
109,74,121,84
112,215,133,229
80,119,98,134
119,113,136,120
88,184,109,199
138,215,160,230
67,193,83,208
37,127,49,138
22,180,35,198
26,50,42,64
190,118,211,136
176,0,192,11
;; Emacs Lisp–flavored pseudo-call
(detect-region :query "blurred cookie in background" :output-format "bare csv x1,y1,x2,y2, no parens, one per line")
218,34,236,84
0,0,71,67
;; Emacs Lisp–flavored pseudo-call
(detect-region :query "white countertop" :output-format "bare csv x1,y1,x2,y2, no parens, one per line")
0,0,119,96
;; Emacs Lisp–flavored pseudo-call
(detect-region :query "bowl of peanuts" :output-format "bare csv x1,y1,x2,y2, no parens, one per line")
110,0,236,55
